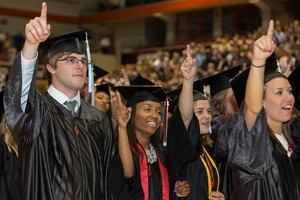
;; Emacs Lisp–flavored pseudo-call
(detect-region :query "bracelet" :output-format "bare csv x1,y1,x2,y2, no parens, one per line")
251,63,265,68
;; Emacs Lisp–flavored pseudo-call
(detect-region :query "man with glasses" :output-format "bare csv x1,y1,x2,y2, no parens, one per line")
4,2,114,200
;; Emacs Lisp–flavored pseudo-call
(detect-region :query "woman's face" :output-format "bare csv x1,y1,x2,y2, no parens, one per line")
226,88,239,114
264,77,294,125
194,99,212,135
94,92,110,113
134,100,162,138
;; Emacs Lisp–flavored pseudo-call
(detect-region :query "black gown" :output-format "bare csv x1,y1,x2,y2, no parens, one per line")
212,114,238,200
227,105,300,200
168,107,220,200
125,142,169,200
4,53,114,200
0,134,22,200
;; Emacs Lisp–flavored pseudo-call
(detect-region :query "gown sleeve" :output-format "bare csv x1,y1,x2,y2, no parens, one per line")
227,104,273,183
167,106,201,192
4,52,39,146
213,113,238,163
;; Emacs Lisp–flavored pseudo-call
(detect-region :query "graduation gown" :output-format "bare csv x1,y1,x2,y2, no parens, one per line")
212,114,238,200
4,53,114,200
0,135,22,200
168,107,220,200
125,143,169,200
227,105,300,200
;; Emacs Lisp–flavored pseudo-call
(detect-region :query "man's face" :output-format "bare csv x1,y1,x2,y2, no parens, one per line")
51,53,87,96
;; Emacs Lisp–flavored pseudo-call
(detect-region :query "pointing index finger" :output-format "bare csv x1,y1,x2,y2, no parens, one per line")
40,2,48,34
116,91,124,108
186,45,191,58
266,20,274,40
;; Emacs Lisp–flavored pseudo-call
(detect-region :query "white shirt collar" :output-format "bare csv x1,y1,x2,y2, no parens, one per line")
47,85,81,112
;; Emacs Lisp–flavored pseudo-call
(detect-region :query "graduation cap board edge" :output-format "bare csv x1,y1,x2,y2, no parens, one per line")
114,85,168,107
202,65,241,97
230,53,281,107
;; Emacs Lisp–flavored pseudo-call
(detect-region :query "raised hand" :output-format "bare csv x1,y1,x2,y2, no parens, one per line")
115,91,132,128
252,20,276,66
25,2,51,45
180,45,197,80
115,69,130,86
283,59,294,77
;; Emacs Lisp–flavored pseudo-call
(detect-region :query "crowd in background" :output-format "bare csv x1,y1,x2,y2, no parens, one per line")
0,19,300,90
102,19,300,91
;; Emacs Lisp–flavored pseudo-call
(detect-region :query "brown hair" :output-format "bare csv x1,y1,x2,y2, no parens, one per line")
211,89,230,116
46,52,72,85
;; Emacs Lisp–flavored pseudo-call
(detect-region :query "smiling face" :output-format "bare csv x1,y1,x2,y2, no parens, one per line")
134,100,162,140
264,77,294,128
48,53,87,97
94,92,110,113
193,99,212,135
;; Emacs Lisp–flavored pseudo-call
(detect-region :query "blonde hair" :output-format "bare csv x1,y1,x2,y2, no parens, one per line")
0,115,18,157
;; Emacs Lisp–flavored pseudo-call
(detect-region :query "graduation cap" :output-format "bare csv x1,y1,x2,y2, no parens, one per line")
230,53,280,107
46,30,92,59
288,65,300,111
95,83,110,97
89,64,109,80
166,80,206,113
203,65,241,97
167,80,205,102
114,85,168,107
130,75,155,85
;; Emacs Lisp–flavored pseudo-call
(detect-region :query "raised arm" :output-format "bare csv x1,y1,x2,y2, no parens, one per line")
23,2,51,59
245,20,276,131
116,91,134,178
179,45,197,129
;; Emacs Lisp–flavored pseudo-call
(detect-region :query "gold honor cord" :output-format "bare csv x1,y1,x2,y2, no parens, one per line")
199,146,220,196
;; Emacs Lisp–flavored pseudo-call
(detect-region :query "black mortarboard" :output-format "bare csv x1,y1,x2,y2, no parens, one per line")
167,79,205,102
203,65,241,97
130,75,155,85
46,30,92,59
230,53,280,107
288,65,300,111
114,85,167,107
96,83,110,97
89,64,109,80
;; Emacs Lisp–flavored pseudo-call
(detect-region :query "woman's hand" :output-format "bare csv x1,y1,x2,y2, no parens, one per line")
174,180,190,198
252,20,276,67
115,91,131,128
180,45,197,81
208,191,226,200
115,69,130,86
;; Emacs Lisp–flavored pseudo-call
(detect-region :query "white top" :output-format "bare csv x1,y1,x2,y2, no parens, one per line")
275,134,293,157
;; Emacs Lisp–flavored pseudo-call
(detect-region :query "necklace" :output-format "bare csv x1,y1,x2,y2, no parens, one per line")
145,143,157,164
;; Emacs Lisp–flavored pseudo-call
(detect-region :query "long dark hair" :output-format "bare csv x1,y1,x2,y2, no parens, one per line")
264,72,296,152
127,104,168,166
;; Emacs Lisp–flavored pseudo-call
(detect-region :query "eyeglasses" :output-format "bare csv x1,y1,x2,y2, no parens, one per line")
57,57,90,66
